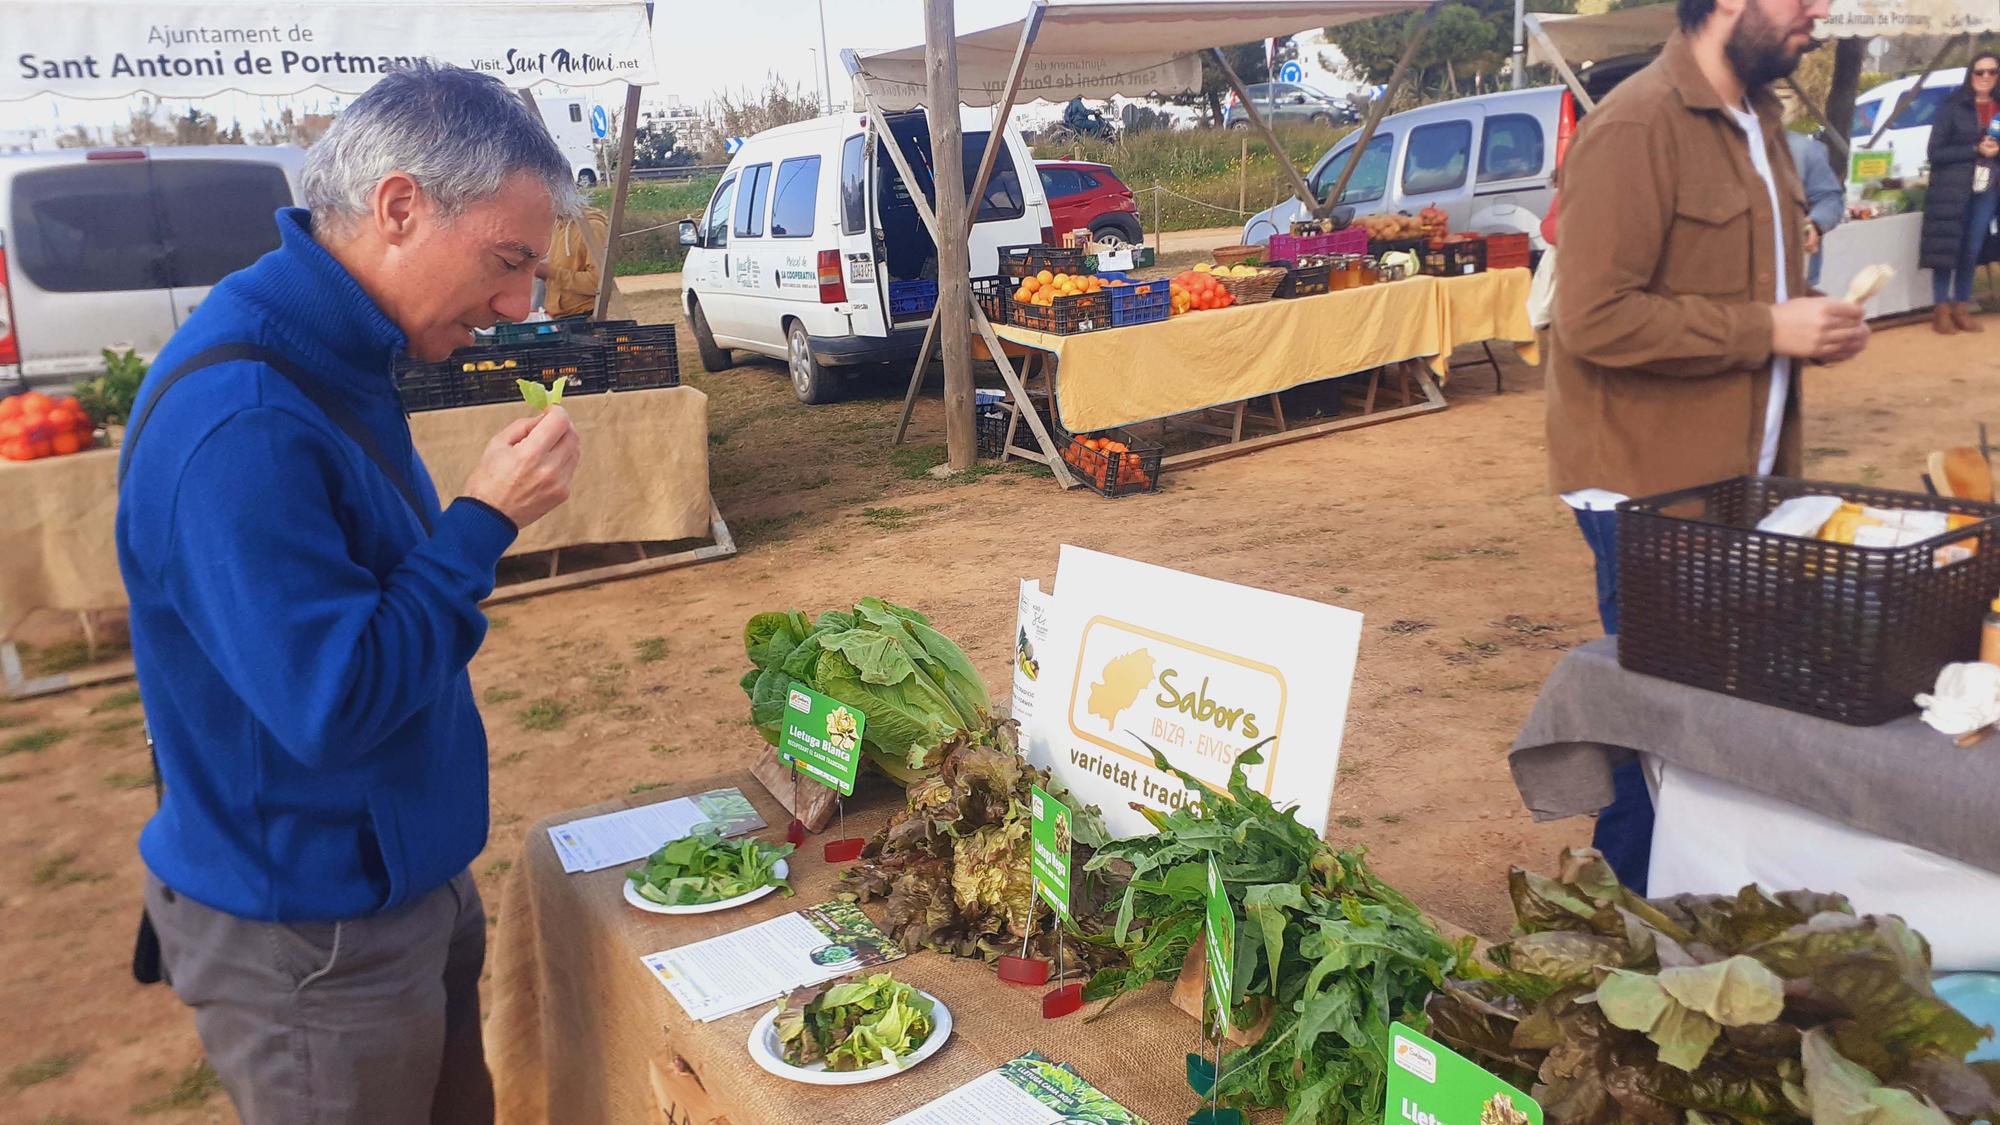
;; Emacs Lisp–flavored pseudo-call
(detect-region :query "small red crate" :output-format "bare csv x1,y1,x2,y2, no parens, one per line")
1485,232,1532,271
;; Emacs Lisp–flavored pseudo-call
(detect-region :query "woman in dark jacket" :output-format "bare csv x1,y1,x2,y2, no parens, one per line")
1921,54,2000,334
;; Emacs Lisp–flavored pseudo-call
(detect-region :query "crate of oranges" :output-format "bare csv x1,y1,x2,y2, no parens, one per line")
1169,268,1238,316
1060,427,1163,498
1010,269,1111,335
0,391,99,463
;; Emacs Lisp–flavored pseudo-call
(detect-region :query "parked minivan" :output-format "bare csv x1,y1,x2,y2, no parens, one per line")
679,109,1053,404
1,145,305,392
1242,86,1569,251
1852,68,1961,182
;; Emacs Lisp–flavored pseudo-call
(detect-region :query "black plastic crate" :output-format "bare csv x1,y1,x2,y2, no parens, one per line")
1274,262,1331,299
1423,237,1487,277
888,279,939,317
972,275,1011,324
976,409,1009,459
997,243,1086,281
1008,290,1109,335
1104,280,1169,327
1618,476,2000,725
486,320,570,346
1058,427,1163,498
396,342,610,412
592,322,681,391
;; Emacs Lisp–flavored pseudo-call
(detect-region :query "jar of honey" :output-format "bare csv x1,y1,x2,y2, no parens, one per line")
1360,256,1380,286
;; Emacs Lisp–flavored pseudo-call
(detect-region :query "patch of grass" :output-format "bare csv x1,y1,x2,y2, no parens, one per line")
860,505,929,531
132,1060,222,1116
496,750,528,767
1806,445,1850,460
814,542,842,553
0,771,26,784
486,615,511,631
1460,639,1503,658
34,1115,96,1125
1378,813,1406,826
889,444,948,479
633,637,669,664
483,686,524,705
733,511,808,546
7,1050,85,1089
0,714,25,730
1333,586,1353,595
648,743,678,756
1384,620,1433,635
95,714,144,733
90,688,144,713
517,699,570,732
1858,464,1886,485
2,727,70,756
31,852,105,889
484,859,512,878
1335,814,1365,830
102,769,156,791
629,780,667,794
709,430,731,446
23,640,93,676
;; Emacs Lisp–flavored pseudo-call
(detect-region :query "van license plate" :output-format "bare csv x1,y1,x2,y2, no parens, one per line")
846,254,876,283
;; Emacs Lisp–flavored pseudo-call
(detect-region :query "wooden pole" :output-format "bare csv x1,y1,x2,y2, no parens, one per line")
1209,47,1322,219
1781,76,1849,159
594,83,643,320
1238,135,1247,218
924,0,975,471
1328,2,1445,209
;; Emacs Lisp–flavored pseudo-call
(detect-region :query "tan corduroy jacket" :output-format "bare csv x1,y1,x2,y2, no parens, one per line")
1547,32,1811,498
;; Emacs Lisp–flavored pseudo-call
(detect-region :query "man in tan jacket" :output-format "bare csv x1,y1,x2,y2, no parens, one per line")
537,205,629,320
1547,0,1868,890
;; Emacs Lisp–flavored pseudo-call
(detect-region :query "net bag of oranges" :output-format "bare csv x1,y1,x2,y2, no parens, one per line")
0,392,98,462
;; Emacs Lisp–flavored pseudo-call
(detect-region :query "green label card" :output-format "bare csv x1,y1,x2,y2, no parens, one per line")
1030,785,1071,917
1204,856,1234,1034
1385,1022,1542,1125
779,681,863,797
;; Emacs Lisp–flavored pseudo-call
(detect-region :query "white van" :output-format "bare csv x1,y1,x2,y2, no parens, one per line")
1852,68,1962,182
539,97,607,188
1,145,305,392
678,109,1053,404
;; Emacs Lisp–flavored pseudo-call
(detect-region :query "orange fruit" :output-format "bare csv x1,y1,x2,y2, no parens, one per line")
1036,269,1054,286
18,392,52,415
0,396,20,422
51,431,83,456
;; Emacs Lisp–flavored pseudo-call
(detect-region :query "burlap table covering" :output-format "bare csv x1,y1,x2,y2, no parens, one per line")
489,770,1244,1125
995,268,1535,434
0,386,710,635
1510,638,2000,876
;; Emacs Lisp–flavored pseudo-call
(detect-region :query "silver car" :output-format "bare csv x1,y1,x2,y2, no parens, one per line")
1242,86,1567,251
1223,83,1361,129
1,145,305,392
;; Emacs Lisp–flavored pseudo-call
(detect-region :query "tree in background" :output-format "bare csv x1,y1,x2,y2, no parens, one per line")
1327,0,1577,98
685,74,821,162
1157,42,1270,127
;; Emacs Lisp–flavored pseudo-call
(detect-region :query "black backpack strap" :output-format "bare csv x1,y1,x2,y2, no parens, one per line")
120,342,435,535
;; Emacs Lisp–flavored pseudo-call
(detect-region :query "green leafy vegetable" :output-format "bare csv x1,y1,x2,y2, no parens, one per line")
625,828,792,906
516,376,568,410
839,725,1122,971
741,599,992,784
772,973,936,1071
1082,740,1463,1125
1425,848,2000,1124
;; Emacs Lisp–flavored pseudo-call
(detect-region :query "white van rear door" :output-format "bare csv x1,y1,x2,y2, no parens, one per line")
5,157,177,381
840,130,889,339
964,126,1049,277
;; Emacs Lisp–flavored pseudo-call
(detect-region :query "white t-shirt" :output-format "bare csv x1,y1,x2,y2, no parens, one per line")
1562,102,1791,511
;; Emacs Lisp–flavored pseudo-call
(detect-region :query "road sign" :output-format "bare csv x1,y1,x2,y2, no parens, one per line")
1278,60,1304,84
589,104,609,139
1370,84,1388,100
724,135,746,156
1867,36,1889,59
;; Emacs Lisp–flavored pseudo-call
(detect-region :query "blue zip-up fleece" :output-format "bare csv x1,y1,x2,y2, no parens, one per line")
117,208,517,922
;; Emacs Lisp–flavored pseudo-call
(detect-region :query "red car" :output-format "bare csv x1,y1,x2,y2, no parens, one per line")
1035,160,1142,247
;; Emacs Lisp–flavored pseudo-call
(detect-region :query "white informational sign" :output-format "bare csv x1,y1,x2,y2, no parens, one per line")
1025,546,1361,840
1817,0,2000,37
1010,579,1053,741
1,2,658,101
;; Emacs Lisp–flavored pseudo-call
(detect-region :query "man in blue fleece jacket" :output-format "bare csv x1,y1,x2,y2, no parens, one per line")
117,63,581,1124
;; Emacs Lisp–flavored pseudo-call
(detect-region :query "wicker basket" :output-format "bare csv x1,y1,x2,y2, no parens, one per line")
1212,244,1264,267
1212,267,1286,306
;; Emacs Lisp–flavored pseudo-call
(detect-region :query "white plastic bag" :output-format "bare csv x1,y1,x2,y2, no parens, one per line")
1756,495,1844,538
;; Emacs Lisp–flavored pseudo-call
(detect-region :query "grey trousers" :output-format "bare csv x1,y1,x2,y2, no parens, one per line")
143,868,494,1125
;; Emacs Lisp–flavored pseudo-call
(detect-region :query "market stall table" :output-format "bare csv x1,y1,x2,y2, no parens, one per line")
488,770,1238,1125
0,386,717,695
1818,212,1930,320
1509,638,2000,970
985,269,1535,470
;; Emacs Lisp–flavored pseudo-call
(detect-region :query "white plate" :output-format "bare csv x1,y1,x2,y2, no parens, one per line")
623,859,790,915
746,988,952,1086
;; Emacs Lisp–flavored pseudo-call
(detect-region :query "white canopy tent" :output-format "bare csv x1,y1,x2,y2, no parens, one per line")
0,0,661,318
851,0,1441,476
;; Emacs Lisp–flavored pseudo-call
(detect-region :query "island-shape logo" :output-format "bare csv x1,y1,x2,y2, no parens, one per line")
1065,615,1287,797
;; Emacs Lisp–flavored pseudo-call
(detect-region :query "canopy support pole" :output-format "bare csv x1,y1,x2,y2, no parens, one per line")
895,2,1045,447
858,82,1075,488
1327,1,1445,209
1868,34,1965,149
1209,47,1325,219
1524,16,1596,113
925,0,976,471
594,82,643,320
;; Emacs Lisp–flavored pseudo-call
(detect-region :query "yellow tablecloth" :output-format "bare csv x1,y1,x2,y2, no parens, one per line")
0,386,710,635
993,268,1535,434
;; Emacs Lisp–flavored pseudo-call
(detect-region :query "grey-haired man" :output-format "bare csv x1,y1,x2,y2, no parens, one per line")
118,62,581,1124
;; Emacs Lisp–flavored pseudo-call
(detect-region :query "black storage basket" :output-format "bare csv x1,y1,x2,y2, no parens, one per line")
997,243,1086,281
1057,426,1163,498
396,342,610,412
592,322,681,391
1008,291,1109,336
972,275,1011,324
1617,475,2000,725
1274,262,1331,299
1422,238,1487,277
976,409,1009,459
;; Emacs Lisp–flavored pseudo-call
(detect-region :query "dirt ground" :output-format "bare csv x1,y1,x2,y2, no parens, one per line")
2,297,1994,1123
